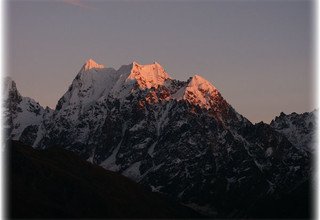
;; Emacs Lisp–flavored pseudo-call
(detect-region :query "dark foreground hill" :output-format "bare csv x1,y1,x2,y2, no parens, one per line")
247,179,312,219
7,140,202,219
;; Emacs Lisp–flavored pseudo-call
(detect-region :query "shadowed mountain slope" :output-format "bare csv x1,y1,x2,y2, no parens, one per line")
7,140,202,219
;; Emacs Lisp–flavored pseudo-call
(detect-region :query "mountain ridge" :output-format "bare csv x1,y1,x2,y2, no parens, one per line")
270,110,317,152
4,59,313,217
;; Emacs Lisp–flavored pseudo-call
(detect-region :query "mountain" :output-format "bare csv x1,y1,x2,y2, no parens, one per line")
3,77,53,147
7,140,201,218
4,59,312,218
55,59,118,117
270,111,317,152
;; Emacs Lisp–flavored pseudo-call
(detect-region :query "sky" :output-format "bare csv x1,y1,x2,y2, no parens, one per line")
7,0,313,123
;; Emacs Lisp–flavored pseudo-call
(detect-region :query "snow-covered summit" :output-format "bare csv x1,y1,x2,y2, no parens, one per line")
172,74,220,109
80,58,105,72
58,59,226,111
110,61,170,99
56,65,117,114
187,75,219,95
127,61,170,89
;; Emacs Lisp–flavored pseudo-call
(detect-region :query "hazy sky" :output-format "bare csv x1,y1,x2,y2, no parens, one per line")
8,0,313,123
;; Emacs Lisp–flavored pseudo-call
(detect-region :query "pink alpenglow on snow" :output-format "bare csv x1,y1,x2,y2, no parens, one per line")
127,61,170,89
80,58,105,72
172,74,220,109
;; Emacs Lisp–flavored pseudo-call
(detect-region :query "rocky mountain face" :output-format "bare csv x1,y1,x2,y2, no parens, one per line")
270,111,317,152
3,77,53,147
4,59,313,217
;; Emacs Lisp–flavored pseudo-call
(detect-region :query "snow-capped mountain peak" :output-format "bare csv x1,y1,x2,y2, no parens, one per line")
55,60,117,113
80,58,105,72
110,61,170,99
172,74,220,109
127,61,170,89
188,74,218,94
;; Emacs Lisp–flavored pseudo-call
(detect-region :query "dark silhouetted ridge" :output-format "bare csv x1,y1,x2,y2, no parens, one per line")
7,140,202,219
